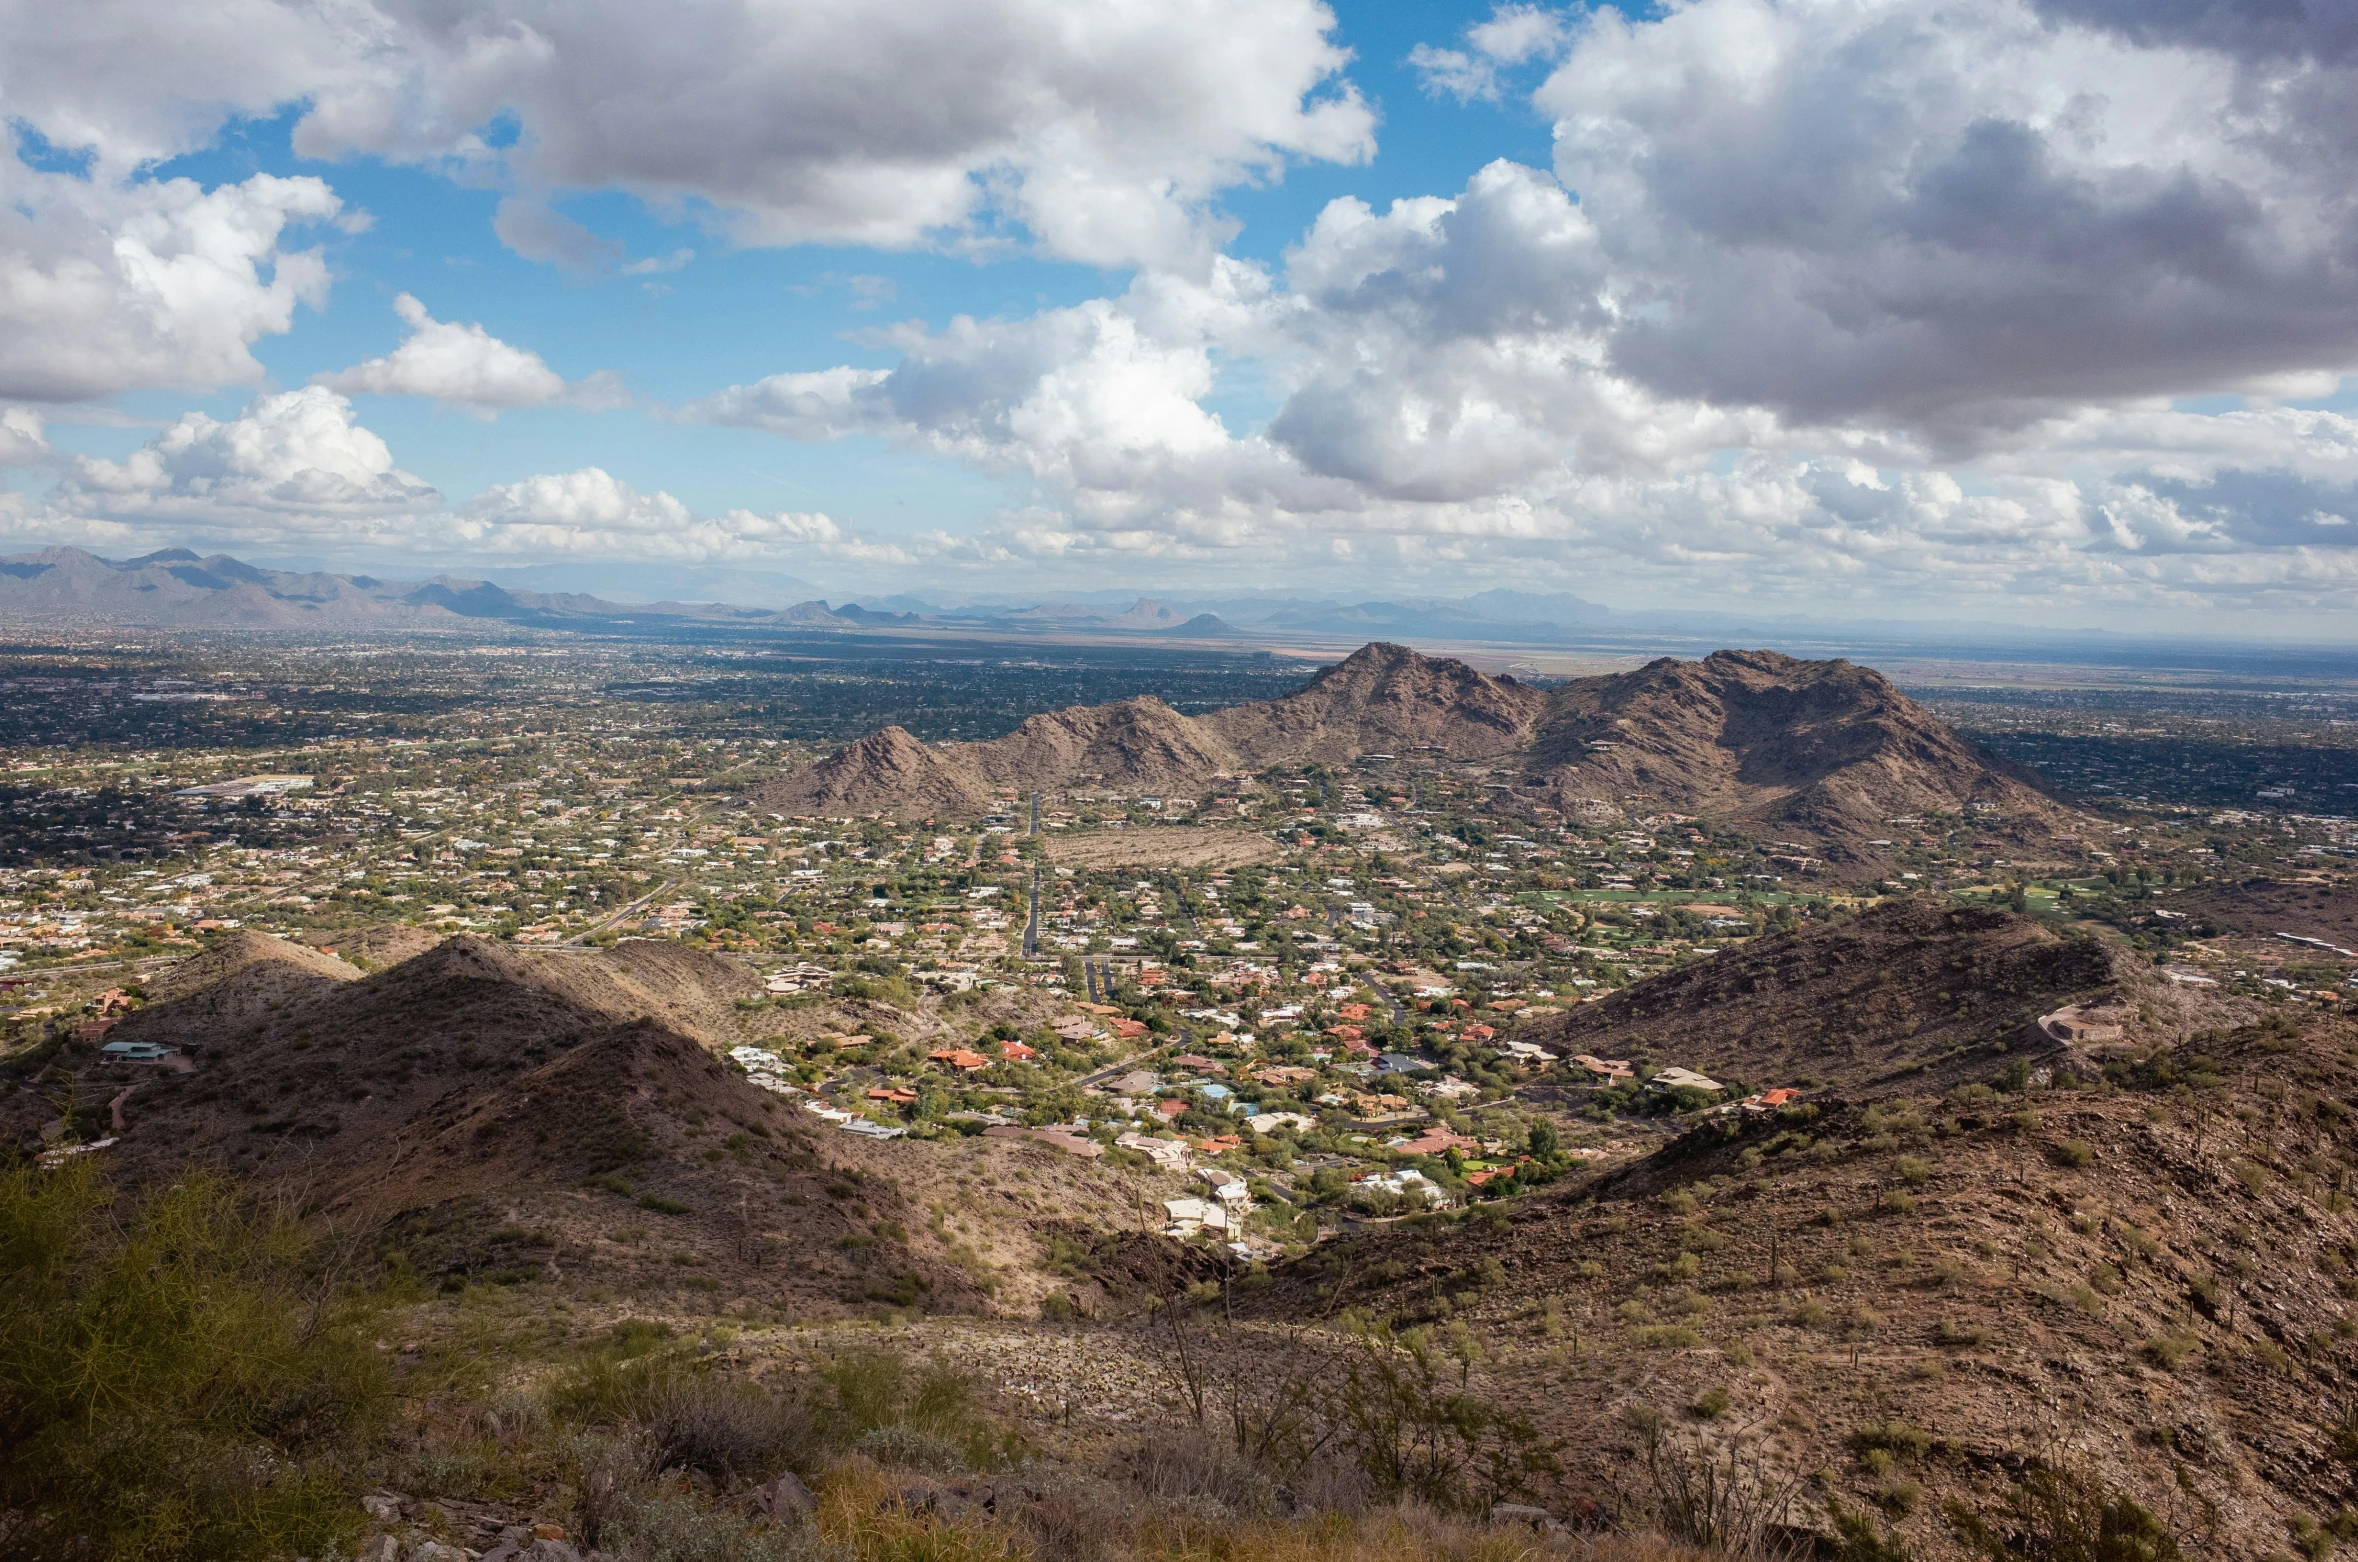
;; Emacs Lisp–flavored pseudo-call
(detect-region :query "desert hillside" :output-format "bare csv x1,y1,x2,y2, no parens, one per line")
758,641,2075,863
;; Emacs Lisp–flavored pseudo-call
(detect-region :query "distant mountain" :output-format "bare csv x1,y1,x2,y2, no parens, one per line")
756,641,2075,859
0,546,867,632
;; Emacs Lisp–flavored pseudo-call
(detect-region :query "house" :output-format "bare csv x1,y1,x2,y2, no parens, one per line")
2039,1005,2125,1044
1570,1054,1634,1083
1397,1126,1481,1158
865,1087,919,1104
1110,1018,1151,1040
1376,1052,1428,1075
1740,1087,1802,1114
1245,1110,1316,1134
1353,1168,1447,1207
926,1048,992,1072
1497,1040,1551,1064
1154,1098,1189,1121
999,1040,1037,1062
1251,1065,1318,1087
99,1040,177,1063
1051,1015,1099,1041
1647,1066,1724,1096
1115,1131,1193,1170
1168,1054,1225,1074
1107,1070,1160,1096
1162,1196,1228,1237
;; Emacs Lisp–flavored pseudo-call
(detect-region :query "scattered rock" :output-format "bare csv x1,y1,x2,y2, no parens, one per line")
737,1469,815,1524
355,1537,399,1562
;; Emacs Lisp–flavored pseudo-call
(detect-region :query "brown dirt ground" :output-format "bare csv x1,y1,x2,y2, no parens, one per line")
1044,826,1285,870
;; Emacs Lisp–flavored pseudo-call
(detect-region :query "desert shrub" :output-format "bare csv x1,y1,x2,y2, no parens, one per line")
1895,1156,1931,1186
641,1370,809,1483
1880,1191,1919,1216
1854,1421,1933,1462
852,1426,968,1474
1633,1326,1702,1349
0,1160,389,1562
2141,1335,2198,1371
1946,1464,2182,1560
2052,1140,2096,1169
1319,1316,1556,1511
600,1486,814,1562
1689,1388,1732,1420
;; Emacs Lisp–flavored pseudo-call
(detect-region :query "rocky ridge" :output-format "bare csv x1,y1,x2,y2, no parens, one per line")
759,642,2073,859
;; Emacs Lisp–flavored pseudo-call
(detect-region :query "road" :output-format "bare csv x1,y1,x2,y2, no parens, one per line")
1167,874,1201,939
563,875,678,946
1022,866,1041,957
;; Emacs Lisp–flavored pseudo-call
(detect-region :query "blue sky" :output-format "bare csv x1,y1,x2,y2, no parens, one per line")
4,0,2356,632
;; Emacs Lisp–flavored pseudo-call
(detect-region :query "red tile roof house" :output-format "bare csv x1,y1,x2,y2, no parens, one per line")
927,1048,992,1072
1740,1087,1803,1114
1571,1053,1635,1082
999,1040,1037,1062
1397,1127,1482,1158
1154,1098,1190,1121
1168,1054,1226,1074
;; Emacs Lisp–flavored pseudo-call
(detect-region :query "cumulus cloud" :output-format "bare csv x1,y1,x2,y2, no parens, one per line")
316,294,622,416
52,388,441,535
1410,4,1571,102
0,408,50,467
271,0,1373,270
449,467,919,565
0,152,344,403
1537,0,2358,442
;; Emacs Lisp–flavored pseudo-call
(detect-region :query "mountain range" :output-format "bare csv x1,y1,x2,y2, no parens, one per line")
757,641,2077,860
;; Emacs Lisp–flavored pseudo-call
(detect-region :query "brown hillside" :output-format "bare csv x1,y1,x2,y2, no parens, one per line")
9,932,1175,1317
1203,639,1546,763
771,724,1000,816
1530,649,2062,851
1250,1005,2352,1559
1538,900,2133,1097
757,643,2073,862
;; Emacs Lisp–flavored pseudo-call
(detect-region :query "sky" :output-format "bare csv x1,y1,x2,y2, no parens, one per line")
2,0,2356,634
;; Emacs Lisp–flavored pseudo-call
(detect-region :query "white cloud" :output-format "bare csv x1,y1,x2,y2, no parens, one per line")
1410,5,1571,102
51,388,440,537
273,0,1374,270
316,293,621,416
1537,0,2358,442
0,151,343,403
0,407,50,467
451,468,917,565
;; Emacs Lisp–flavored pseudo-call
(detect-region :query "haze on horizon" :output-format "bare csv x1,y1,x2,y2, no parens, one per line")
1,0,2355,637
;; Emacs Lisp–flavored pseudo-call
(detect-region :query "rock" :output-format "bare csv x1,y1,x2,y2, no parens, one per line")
408,1544,470,1562
355,1537,399,1562
362,1495,406,1525
525,1541,583,1561
531,1524,569,1542
738,1470,816,1524
1489,1503,1561,1534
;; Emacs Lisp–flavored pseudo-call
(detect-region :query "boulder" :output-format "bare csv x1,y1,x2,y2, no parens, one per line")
738,1469,816,1524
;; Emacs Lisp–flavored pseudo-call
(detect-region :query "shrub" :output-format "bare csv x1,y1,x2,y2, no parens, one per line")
1634,1326,1703,1349
1854,1420,1933,1462
1946,1464,2182,1560
1689,1388,1732,1420
0,1161,389,1562
2141,1335,2198,1371
1895,1155,1931,1186
2053,1139,2096,1169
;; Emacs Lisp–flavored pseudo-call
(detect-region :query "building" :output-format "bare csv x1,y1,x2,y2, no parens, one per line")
1646,1066,1724,1096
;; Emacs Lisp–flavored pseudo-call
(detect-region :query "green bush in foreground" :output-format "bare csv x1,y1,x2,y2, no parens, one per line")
0,1159,389,1562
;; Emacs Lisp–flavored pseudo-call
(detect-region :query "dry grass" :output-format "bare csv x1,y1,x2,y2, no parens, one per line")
1043,827,1283,870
